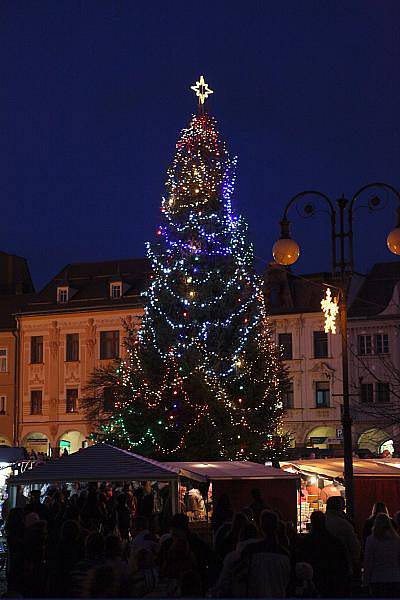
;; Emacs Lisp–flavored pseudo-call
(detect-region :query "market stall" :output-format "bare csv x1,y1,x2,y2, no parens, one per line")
281,458,400,532
166,460,299,525
7,443,181,514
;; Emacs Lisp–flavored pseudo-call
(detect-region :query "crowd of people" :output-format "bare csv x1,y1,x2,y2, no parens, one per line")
3,483,400,598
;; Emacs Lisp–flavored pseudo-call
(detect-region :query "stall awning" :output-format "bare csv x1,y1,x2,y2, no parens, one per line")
0,447,26,464
8,444,179,485
281,459,400,480
164,460,299,482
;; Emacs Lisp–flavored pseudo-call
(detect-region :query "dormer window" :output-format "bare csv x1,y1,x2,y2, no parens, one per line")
57,286,69,304
110,282,122,299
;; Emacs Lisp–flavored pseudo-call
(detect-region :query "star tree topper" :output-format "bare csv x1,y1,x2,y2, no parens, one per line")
191,75,214,105
321,287,339,334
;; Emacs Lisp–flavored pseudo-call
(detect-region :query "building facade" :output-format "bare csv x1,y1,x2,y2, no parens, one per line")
266,264,343,451
1,249,399,458
266,261,400,456
16,258,149,454
348,262,400,455
0,251,35,447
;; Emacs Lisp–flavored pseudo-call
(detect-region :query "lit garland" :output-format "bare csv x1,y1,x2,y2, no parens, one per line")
96,110,288,461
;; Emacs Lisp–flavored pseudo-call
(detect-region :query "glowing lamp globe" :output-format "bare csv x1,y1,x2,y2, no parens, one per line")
272,238,300,266
387,227,400,256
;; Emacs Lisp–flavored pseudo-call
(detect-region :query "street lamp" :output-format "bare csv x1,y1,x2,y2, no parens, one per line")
272,182,400,520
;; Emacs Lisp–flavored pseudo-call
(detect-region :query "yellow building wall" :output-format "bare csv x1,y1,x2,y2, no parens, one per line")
0,331,17,446
18,308,142,454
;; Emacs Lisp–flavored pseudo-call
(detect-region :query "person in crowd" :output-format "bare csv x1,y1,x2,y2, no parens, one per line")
47,518,85,597
159,513,220,592
249,488,266,525
181,569,204,598
160,528,198,582
5,508,25,594
363,512,400,597
139,481,154,519
296,510,349,597
238,510,291,597
211,493,233,533
16,485,28,509
216,511,248,559
25,489,49,521
294,562,317,598
209,520,259,597
82,564,120,598
363,501,392,546
130,515,158,556
70,531,105,597
129,547,159,597
115,492,131,541
22,519,48,597
325,495,361,577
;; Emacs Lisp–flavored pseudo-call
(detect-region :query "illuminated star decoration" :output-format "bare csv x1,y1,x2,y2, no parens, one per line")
321,287,339,334
191,75,214,105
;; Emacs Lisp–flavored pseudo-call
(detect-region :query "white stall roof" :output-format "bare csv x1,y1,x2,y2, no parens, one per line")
9,444,179,485
281,459,400,480
164,460,299,482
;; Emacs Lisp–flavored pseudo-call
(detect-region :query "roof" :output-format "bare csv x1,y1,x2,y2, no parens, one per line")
281,458,400,479
21,258,150,315
0,293,36,330
265,264,339,315
348,261,400,318
0,447,26,464
0,251,34,296
8,444,179,485
164,460,299,481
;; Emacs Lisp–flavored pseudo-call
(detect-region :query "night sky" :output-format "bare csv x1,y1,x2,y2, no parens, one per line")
1,1,399,290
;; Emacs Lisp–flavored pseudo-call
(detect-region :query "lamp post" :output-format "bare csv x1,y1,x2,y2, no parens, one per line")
272,182,400,520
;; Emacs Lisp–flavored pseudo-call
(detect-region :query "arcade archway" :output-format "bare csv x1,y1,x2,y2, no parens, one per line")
358,428,393,455
58,430,87,454
22,432,49,454
306,426,337,449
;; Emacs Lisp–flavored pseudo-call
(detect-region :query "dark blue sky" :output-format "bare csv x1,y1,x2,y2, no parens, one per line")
1,1,399,290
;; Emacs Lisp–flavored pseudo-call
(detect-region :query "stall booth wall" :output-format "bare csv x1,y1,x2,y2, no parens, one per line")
354,477,400,534
212,478,297,525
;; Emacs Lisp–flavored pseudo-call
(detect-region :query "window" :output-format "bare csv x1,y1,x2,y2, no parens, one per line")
278,333,293,360
313,331,328,358
360,383,374,403
375,334,389,355
315,381,330,408
30,390,42,415
110,282,122,299
66,388,78,413
57,287,69,304
0,396,6,415
357,334,372,355
0,349,7,373
31,336,43,364
100,331,120,359
66,333,79,362
375,382,390,403
283,381,294,409
103,387,115,412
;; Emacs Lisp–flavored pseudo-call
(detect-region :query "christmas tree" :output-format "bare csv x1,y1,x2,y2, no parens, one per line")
88,78,287,461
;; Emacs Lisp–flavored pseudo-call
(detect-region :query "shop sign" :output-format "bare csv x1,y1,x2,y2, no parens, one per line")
310,437,327,445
